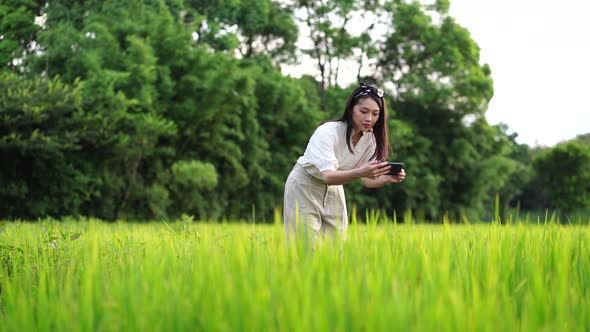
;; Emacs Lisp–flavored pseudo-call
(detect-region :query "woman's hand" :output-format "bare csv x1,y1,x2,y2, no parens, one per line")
359,160,391,179
360,167,406,188
386,169,406,183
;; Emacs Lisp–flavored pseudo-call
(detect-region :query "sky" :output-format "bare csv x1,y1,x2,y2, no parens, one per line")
448,0,590,147
283,0,590,147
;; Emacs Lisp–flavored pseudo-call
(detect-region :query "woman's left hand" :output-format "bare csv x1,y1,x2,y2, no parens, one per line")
388,169,406,183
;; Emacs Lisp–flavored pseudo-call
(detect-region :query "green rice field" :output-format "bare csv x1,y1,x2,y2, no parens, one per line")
1,218,589,331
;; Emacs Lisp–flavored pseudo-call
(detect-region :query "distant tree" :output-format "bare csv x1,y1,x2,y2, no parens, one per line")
238,57,322,217
574,133,590,147
372,0,513,220
186,0,298,62
237,0,298,61
292,0,381,109
0,0,44,69
532,142,590,214
0,72,95,218
0,0,555,223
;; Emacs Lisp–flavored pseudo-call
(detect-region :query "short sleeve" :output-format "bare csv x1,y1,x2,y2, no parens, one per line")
306,123,339,172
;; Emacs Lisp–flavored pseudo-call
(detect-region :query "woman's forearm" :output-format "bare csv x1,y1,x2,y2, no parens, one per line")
320,161,398,186
361,176,390,188
320,169,364,186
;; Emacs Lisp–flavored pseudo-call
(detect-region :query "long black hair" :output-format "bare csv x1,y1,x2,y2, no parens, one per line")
336,83,391,161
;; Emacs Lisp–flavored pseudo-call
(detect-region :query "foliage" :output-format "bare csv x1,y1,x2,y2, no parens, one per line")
531,142,590,214
163,160,218,219
0,0,587,221
187,0,298,61
293,0,383,109
0,72,97,218
0,0,44,69
349,0,519,221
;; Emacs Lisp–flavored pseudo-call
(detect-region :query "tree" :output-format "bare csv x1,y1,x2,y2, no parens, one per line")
185,0,298,62
1,0,556,223
237,57,322,219
532,142,590,214
371,0,512,220
293,0,381,109
574,133,590,147
0,0,44,69
237,0,298,61
0,72,96,218
21,0,187,220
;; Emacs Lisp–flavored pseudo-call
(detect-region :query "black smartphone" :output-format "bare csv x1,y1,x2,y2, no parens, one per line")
386,162,404,176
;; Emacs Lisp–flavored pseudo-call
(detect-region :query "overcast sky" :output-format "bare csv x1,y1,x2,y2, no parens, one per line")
449,0,590,147
283,0,589,147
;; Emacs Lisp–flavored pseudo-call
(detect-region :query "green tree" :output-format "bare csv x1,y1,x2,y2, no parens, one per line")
0,0,547,223
294,0,380,109
372,0,511,220
532,142,590,214
0,72,97,218
22,0,181,220
0,0,44,69
574,133,590,147
237,57,322,219
185,0,298,62
237,0,298,61
163,160,218,219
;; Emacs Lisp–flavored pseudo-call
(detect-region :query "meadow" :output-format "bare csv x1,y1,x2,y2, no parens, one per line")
0,217,588,332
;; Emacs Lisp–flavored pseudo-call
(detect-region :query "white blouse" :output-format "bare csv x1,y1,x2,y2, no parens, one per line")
297,121,376,180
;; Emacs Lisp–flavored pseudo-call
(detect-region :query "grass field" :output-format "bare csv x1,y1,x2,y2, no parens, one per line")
1,218,589,331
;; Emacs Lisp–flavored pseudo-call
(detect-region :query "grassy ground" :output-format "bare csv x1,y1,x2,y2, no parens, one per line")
0,219,588,331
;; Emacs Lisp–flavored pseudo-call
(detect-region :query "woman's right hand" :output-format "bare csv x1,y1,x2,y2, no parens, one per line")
359,160,391,179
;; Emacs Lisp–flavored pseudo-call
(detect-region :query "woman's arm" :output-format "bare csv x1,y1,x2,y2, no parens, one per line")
361,169,406,188
321,161,391,186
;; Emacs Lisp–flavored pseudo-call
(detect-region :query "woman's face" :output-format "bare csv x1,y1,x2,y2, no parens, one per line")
352,97,380,133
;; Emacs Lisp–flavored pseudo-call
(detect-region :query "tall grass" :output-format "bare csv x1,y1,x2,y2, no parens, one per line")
0,219,588,331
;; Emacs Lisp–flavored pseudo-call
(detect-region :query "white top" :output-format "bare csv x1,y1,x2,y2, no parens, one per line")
297,121,377,180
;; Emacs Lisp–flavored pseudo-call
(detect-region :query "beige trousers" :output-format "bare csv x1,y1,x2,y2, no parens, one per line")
283,164,348,243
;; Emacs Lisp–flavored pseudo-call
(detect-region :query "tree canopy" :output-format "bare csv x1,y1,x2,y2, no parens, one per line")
0,0,587,222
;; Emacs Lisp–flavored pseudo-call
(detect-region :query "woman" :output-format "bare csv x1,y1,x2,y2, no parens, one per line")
283,83,406,243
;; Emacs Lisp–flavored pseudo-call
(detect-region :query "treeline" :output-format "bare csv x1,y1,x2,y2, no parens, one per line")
1,0,589,222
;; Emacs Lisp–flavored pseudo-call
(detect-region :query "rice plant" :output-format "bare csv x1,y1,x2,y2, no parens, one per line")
0,218,588,331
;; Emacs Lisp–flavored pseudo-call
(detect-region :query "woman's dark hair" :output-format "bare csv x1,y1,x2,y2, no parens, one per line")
336,83,391,161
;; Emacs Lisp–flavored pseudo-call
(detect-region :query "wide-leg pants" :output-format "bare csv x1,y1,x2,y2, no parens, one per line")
283,164,348,243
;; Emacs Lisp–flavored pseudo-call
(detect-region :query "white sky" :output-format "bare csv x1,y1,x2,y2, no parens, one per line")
282,0,590,147
449,0,590,147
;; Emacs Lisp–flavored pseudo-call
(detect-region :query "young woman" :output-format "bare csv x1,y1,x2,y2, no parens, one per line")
283,83,406,242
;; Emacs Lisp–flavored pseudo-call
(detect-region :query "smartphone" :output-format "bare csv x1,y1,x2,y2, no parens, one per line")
386,162,404,176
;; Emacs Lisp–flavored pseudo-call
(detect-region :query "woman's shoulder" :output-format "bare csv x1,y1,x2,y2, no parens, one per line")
308,121,344,143
316,120,346,134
